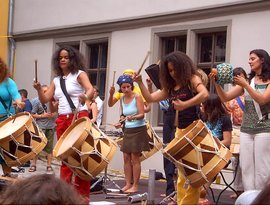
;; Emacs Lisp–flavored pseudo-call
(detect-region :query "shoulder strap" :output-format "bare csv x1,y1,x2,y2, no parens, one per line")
235,96,245,112
60,77,76,111
0,96,8,110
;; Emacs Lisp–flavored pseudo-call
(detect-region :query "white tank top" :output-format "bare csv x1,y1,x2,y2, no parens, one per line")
53,70,87,115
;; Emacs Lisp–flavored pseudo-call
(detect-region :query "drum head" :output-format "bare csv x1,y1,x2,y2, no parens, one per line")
0,113,30,140
55,117,91,157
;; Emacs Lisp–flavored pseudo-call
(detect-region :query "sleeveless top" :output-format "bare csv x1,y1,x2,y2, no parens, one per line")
121,96,145,128
241,78,270,134
53,70,87,115
169,86,199,129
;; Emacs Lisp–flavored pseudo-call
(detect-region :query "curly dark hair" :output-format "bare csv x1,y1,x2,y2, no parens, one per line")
202,93,230,123
249,49,270,82
0,174,87,204
52,45,86,76
0,57,9,83
159,51,196,92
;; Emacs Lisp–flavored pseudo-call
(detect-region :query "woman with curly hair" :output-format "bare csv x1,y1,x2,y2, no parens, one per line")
134,51,209,205
33,46,93,199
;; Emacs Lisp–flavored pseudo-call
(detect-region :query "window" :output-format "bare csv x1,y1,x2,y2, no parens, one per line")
197,31,226,75
158,35,187,125
86,42,108,100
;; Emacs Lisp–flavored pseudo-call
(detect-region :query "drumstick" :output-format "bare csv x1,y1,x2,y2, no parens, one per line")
137,51,150,75
112,71,116,86
34,59,38,83
174,110,179,127
71,101,81,124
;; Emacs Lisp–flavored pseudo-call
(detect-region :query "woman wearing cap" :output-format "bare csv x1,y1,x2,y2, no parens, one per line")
108,69,151,113
114,74,150,193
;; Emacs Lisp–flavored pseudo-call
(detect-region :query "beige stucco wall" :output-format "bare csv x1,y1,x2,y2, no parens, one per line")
13,0,250,33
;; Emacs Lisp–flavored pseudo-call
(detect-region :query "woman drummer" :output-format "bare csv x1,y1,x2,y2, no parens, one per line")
0,57,24,176
133,51,209,205
33,46,94,200
115,74,150,193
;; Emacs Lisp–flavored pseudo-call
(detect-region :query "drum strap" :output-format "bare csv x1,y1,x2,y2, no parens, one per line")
0,96,12,115
60,77,76,112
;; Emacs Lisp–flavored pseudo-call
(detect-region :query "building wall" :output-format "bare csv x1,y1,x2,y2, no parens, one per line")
13,0,246,33
12,0,270,173
0,0,9,62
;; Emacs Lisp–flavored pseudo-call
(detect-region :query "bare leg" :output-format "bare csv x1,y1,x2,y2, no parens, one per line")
122,153,133,192
126,153,141,193
31,155,38,166
47,153,52,166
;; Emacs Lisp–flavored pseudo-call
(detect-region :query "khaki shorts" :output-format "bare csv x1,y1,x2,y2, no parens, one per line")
42,129,55,154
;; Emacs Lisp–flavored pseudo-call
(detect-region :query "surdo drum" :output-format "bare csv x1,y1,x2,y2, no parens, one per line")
0,112,47,167
163,120,232,188
53,117,117,180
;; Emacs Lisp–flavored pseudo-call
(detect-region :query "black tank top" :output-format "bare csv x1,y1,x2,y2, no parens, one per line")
169,86,199,129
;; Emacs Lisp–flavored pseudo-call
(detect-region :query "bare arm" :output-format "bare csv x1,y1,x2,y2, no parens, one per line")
235,75,270,105
221,131,232,148
213,79,244,103
33,81,55,104
172,75,209,111
134,73,168,102
90,102,98,123
108,86,118,107
77,71,94,104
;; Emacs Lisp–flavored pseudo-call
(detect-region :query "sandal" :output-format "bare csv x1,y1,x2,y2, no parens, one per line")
28,165,36,172
46,166,54,173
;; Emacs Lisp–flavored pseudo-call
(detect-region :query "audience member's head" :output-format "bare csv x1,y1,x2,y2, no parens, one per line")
0,174,87,204
251,180,270,205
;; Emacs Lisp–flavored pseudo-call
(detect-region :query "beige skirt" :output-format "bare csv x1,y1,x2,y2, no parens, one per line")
121,125,150,153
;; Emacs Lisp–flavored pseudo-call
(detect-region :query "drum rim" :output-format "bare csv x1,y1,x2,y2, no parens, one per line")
53,117,91,158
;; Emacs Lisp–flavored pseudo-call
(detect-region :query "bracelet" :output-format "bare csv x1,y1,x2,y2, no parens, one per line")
84,94,89,101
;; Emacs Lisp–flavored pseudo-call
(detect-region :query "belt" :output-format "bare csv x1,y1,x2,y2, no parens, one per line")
59,110,88,119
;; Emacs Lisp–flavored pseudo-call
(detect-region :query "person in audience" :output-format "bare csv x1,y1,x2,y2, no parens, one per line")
0,174,87,204
226,67,247,199
29,85,57,173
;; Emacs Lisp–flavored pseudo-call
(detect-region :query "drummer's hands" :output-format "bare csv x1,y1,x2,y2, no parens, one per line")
172,99,187,111
78,93,87,105
208,68,218,81
33,80,42,91
133,72,143,84
114,122,122,129
16,101,25,110
109,86,115,96
126,115,135,121
234,75,249,89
